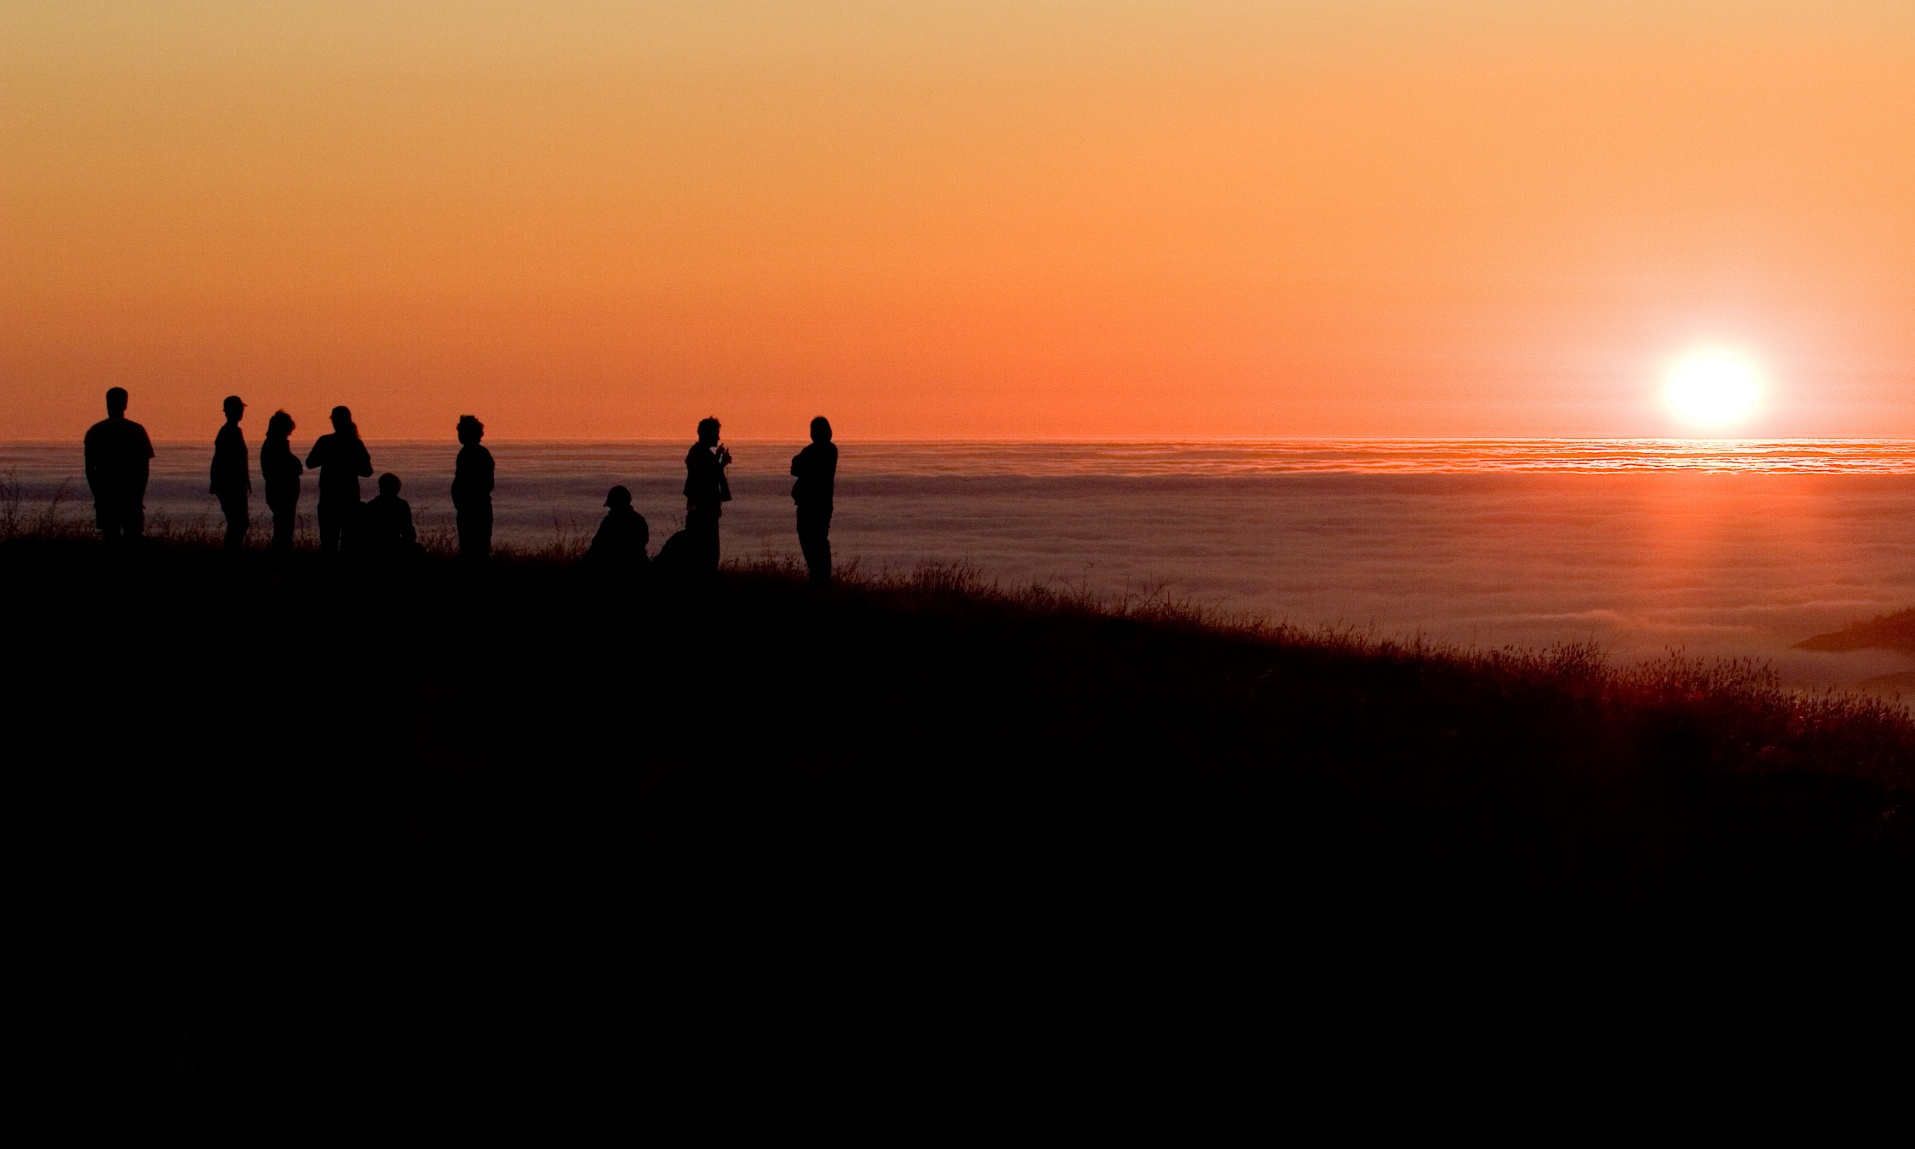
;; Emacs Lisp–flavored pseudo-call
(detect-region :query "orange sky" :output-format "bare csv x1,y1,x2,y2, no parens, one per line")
5,1,1914,440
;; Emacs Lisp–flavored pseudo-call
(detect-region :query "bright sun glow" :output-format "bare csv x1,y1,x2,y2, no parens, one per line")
1664,351,1762,429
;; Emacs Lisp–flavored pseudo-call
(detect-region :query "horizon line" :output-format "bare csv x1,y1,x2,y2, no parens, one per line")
12,435,1915,447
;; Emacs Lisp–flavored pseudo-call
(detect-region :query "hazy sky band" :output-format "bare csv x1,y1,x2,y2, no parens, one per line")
6,2,1913,439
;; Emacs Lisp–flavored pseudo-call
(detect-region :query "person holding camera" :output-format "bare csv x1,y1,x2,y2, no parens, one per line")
305,405,374,557
681,417,731,575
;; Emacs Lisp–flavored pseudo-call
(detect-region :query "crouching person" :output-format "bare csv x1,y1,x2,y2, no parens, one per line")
583,485,649,580
359,473,423,563
652,507,719,587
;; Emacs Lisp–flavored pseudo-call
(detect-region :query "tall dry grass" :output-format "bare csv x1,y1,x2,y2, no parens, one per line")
0,467,93,542
724,555,1915,789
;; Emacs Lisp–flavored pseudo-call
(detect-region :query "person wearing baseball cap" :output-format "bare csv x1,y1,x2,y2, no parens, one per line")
210,395,251,551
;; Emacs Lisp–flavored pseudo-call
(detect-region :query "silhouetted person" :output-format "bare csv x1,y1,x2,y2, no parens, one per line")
305,406,373,557
452,415,495,562
210,395,251,551
583,485,649,577
684,415,732,529
83,387,154,547
653,507,720,584
791,416,838,586
358,473,421,562
260,410,303,555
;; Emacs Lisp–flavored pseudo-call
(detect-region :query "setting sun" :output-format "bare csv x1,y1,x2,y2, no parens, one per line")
1664,353,1763,429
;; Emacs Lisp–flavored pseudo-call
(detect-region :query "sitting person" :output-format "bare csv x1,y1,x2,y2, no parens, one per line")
357,472,422,561
583,485,649,575
652,506,720,584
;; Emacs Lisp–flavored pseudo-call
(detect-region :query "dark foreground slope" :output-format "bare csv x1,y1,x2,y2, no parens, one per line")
5,538,1915,1102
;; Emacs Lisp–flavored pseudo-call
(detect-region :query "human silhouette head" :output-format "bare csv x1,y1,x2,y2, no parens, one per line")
223,395,245,422
697,417,721,447
331,406,353,434
378,473,401,497
458,415,484,446
810,416,832,444
605,485,632,508
267,410,295,438
106,388,128,418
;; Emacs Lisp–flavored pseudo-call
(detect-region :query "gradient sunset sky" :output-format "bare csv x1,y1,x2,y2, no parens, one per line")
5,2,1913,440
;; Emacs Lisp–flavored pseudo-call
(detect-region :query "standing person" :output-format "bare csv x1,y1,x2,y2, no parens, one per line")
305,406,373,557
260,411,303,555
683,416,731,561
83,387,155,547
209,395,251,551
790,416,838,586
452,415,495,562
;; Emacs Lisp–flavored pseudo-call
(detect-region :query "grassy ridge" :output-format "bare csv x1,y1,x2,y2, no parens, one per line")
5,527,1915,1100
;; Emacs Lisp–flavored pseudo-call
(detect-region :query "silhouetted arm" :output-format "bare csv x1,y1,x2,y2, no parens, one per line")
305,438,326,470
355,441,373,477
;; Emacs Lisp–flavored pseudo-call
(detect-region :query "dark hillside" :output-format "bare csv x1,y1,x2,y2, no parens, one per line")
5,537,1915,1102
1799,606,1915,653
